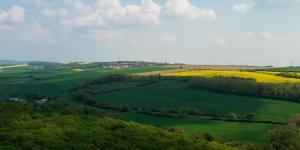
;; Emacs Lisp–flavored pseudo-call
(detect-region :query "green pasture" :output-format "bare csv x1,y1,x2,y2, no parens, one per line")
0,67,169,99
117,112,276,142
99,80,300,121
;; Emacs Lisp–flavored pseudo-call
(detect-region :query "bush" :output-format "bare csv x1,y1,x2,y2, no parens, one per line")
229,113,238,120
246,113,256,121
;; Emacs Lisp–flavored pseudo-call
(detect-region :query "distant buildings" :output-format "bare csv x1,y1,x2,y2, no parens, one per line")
8,97,48,104
9,97,25,102
105,64,129,69
36,98,48,104
102,61,167,69
28,65,44,70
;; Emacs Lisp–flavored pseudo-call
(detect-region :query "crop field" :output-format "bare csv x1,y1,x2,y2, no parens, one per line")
163,70,300,83
121,112,276,142
95,79,300,142
71,68,85,72
0,66,170,99
0,64,28,69
99,80,300,121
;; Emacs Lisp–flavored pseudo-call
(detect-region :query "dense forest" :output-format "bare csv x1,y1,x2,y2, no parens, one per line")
187,76,300,102
0,101,235,150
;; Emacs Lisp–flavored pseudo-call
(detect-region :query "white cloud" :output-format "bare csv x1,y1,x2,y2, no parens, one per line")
261,32,275,41
233,3,256,13
73,0,93,14
0,6,25,24
43,9,69,17
62,0,215,28
163,0,216,20
97,0,161,25
160,35,176,44
62,11,105,27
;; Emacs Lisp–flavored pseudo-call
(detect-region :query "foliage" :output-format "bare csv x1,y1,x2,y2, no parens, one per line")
278,72,300,79
229,113,238,120
188,76,300,102
270,114,300,150
246,113,256,121
0,101,234,150
74,74,161,94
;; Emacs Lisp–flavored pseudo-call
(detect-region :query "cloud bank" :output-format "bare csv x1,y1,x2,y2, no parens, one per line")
0,6,25,24
60,0,216,28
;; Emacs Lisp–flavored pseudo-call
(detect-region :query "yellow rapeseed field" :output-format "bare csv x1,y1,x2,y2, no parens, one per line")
0,64,28,69
164,70,300,83
72,69,85,72
78,62,88,65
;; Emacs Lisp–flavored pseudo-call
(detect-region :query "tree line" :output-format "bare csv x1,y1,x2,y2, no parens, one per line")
187,76,300,103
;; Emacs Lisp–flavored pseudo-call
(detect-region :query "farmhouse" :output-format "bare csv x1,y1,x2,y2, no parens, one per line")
105,64,129,69
9,97,25,102
36,98,48,104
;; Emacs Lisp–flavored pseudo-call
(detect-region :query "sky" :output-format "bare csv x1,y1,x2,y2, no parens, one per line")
0,0,300,65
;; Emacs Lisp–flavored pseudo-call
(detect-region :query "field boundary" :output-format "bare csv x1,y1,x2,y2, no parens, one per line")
81,102,285,125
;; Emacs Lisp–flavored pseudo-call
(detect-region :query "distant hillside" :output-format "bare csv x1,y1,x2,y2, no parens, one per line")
0,59,27,66
264,66,300,72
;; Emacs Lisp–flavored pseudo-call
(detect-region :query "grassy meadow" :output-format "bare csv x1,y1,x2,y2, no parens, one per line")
0,66,170,99
98,80,300,121
122,112,276,142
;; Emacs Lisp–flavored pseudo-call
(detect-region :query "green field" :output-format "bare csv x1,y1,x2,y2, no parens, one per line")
121,112,276,142
0,67,169,99
99,80,300,121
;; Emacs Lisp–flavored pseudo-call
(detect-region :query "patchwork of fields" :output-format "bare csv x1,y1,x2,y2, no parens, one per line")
0,66,170,99
1,64,300,143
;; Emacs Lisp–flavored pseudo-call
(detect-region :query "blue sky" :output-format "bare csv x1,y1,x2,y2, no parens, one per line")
0,0,300,65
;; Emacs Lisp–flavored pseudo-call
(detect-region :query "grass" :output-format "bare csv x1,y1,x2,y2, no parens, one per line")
72,68,85,72
119,111,276,142
0,66,170,99
0,64,28,69
163,70,300,83
99,80,300,121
